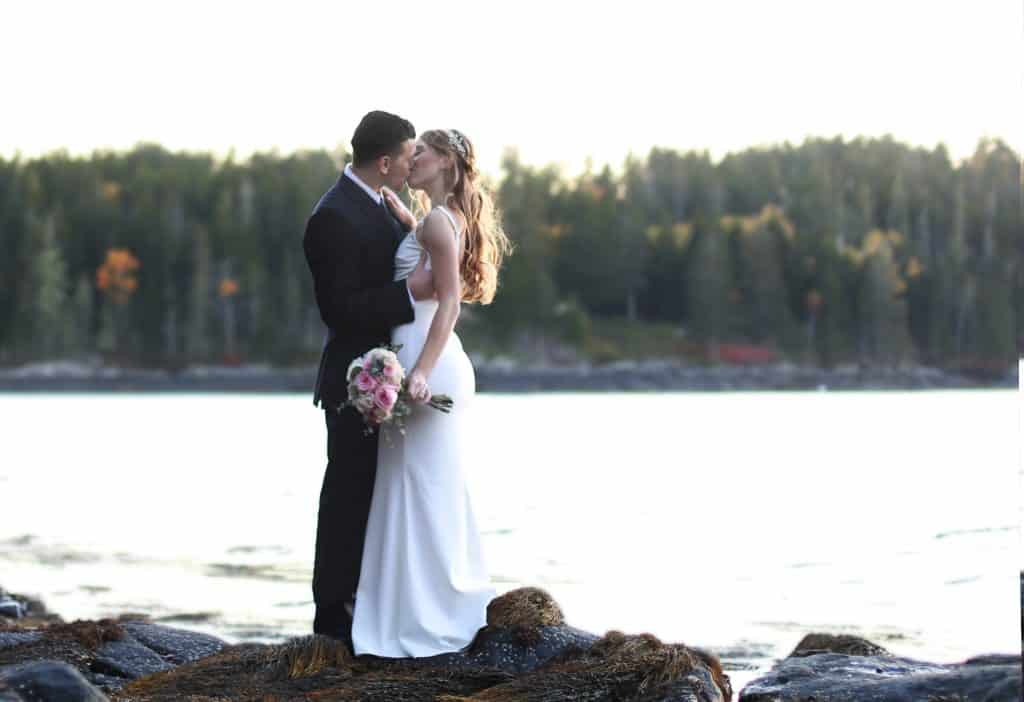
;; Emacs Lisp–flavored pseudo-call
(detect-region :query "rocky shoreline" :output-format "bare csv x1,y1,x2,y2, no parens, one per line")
0,582,1020,701
0,359,1016,393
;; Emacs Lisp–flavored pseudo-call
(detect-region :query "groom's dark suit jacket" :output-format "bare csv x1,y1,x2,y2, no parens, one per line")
303,174,415,410
302,172,415,638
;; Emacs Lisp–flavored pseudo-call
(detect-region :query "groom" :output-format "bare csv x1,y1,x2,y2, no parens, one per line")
302,110,434,652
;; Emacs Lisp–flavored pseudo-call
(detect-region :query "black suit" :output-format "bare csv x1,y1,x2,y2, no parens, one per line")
302,172,415,639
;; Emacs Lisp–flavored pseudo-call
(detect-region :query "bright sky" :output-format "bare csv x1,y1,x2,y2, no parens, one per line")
3,0,1021,177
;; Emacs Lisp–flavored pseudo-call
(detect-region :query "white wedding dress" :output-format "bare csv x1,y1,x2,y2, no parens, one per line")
351,205,497,657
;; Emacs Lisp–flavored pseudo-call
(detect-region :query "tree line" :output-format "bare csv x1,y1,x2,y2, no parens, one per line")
0,135,1019,372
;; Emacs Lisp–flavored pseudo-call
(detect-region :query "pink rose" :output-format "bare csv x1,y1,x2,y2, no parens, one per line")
355,370,378,393
374,384,398,411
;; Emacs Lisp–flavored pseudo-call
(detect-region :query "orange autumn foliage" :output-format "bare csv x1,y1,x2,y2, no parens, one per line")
219,278,240,297
96,248,140,304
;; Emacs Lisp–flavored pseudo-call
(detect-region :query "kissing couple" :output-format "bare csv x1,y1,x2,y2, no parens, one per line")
302,110,512,657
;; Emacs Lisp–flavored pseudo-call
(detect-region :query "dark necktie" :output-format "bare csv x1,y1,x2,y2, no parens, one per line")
379,195,403,240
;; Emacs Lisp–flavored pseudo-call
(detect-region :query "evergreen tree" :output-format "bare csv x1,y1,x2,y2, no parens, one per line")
186,225,211,360
27,212,69,357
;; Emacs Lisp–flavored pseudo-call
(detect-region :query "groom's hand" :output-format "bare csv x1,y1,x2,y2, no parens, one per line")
408,264,436,301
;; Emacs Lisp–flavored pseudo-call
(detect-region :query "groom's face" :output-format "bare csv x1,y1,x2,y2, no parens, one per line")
380,139,416,191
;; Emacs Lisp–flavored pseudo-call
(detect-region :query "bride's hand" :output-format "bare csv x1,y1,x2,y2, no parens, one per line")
406,368,432,404
382,187,417,231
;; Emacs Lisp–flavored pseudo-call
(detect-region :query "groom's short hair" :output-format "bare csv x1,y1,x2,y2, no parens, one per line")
351,111,416,167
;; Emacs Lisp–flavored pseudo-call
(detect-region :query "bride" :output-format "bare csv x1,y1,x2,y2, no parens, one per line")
350,128,512,658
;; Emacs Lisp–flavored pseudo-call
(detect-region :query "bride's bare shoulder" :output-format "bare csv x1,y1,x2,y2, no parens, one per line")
418,209,459,252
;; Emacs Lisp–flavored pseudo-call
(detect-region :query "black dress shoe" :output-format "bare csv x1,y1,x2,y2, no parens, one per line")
337,631,355,658
318,625,354,655
313,597,357,655
335,602,356,656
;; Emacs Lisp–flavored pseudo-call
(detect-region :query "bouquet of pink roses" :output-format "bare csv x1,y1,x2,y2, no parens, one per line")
339,343,453,436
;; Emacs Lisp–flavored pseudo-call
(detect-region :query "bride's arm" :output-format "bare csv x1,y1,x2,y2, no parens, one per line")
406,211,460,401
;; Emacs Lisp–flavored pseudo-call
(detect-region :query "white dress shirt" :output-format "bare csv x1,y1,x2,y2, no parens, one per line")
344,163,383,205
343,164,416,307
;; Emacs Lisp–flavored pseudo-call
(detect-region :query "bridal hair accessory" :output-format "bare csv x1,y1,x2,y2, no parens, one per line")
446,129,468,158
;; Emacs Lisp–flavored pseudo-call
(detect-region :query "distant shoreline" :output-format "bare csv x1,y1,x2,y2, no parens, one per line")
0,360,1016,393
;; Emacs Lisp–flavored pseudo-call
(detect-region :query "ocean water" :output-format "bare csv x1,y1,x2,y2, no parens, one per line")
0,388,1020,689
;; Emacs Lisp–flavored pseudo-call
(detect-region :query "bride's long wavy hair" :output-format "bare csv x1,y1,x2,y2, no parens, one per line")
411,129,512,305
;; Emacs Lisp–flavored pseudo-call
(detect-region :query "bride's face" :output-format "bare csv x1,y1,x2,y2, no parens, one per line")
407,140,452,191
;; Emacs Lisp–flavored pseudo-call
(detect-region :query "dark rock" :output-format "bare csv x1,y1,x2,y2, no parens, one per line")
0,607,225,695
0,619,162,692
118,622,225,666
388,585,598,673
85,673,131,693
0,591,58,625
789,632,890,657
419,589,598,675
0,602,23,621
379,624,600,673
425,630,732,702
351,585,599,674
108,587,730,701
0,634,41,652
0,677,21,702
965,653,1022,666
0,660,109,701
633,663,731,702
466,623,599,672
739,647,1022,701
91,638,173,680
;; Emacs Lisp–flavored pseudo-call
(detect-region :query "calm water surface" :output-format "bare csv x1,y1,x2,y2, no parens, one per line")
1,389,1020,688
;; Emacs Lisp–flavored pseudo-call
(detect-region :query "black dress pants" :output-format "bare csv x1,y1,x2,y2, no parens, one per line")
312,406,379,636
